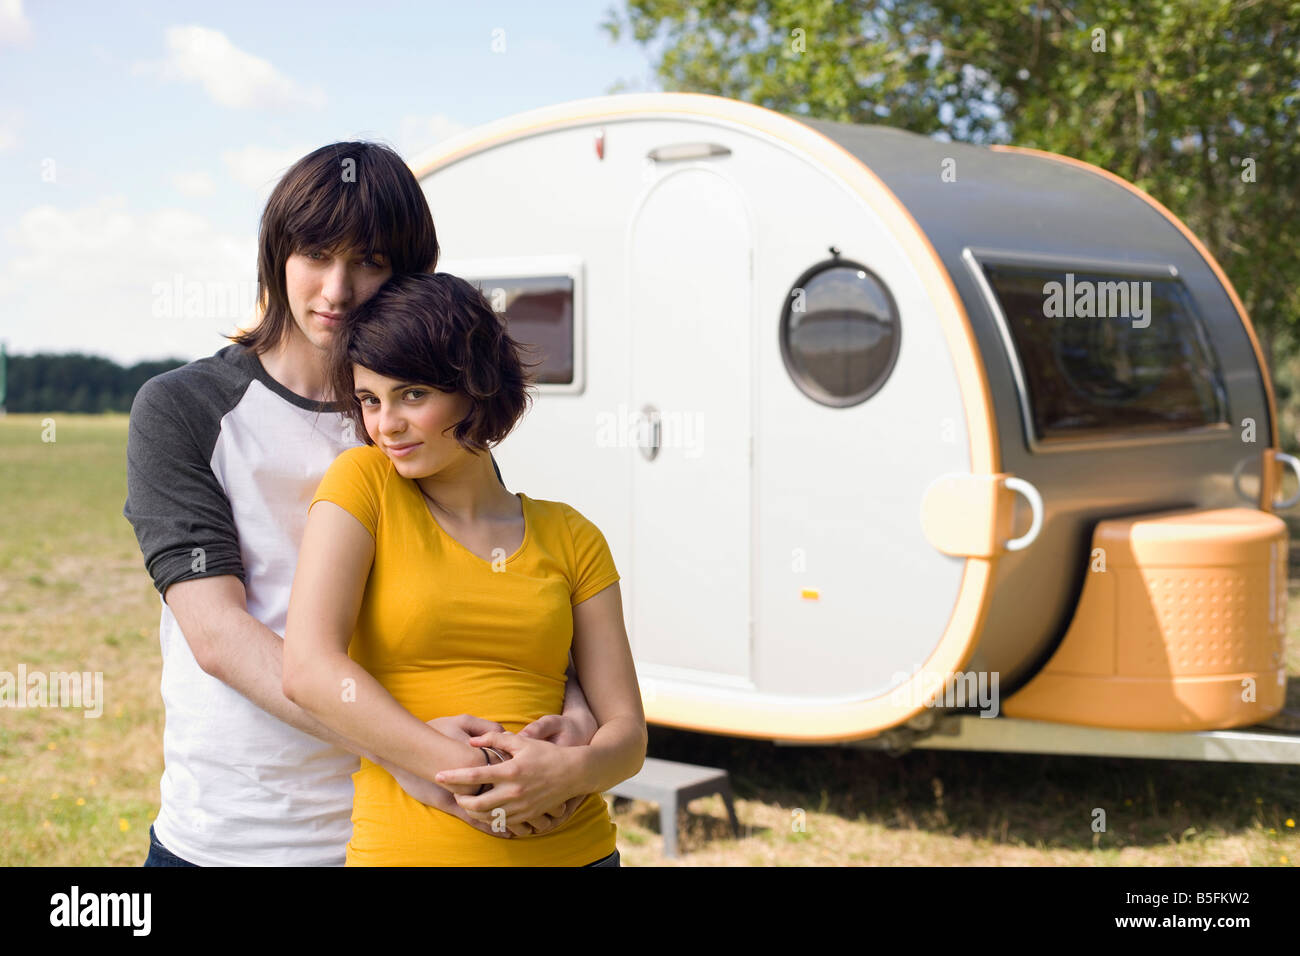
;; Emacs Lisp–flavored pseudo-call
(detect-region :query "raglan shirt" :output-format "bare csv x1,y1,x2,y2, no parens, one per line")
122,343,505,867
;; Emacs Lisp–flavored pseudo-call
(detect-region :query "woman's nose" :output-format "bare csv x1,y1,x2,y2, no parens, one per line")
379,404,404,436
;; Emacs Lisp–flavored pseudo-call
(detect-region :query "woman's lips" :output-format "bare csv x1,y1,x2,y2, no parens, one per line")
387,442,422,458
315,311,341,326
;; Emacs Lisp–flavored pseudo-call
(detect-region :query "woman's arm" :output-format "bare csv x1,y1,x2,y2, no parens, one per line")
282,500,491,791
439,582,647,823
565,582,646,792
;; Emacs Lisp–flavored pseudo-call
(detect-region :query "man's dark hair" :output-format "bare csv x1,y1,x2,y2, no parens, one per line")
326,272,538,453
228,141,439,356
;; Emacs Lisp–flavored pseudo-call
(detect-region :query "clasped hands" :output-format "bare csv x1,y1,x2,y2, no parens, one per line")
386,712,592,839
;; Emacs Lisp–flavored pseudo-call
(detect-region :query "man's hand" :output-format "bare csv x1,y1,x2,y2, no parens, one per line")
436,731,588,836
518,712,596,748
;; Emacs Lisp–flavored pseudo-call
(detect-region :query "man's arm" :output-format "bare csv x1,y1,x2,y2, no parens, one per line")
166,575,510,837
167,575,377,753
518,654,597,746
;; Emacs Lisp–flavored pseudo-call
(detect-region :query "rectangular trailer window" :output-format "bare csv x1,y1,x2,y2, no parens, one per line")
468,275,575,386
978,263,1228,444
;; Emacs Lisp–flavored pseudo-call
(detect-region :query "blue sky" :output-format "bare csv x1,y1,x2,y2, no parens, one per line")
0,1,660,364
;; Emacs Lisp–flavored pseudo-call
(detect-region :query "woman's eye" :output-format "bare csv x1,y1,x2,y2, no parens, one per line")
404,389,424,400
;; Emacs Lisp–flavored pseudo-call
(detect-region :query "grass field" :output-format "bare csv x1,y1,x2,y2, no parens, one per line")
1,412,1296,866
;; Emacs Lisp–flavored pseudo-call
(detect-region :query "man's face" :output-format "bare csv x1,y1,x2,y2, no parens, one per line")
283,245,393,352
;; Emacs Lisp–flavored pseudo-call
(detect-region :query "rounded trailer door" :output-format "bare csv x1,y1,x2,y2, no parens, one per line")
627,166,752,682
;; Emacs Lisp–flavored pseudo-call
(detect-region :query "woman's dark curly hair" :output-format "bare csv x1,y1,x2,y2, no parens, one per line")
325,272,538,453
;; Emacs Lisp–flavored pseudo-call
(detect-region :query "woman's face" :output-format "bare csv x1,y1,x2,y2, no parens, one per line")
351,365,472,478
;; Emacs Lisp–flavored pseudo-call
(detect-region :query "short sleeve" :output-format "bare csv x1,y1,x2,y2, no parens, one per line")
562,504,620,606
309,445,387,538
123,377,246,598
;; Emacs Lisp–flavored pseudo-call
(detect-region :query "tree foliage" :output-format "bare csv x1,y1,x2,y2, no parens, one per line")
3,354,186,414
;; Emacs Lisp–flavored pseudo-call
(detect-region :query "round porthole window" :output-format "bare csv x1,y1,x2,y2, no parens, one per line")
779,259,900,407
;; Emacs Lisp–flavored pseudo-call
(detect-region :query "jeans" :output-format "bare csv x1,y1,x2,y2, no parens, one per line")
584,849,620,867
144,825,199,867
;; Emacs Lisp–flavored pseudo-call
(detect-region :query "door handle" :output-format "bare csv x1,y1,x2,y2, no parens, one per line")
639,404,661,462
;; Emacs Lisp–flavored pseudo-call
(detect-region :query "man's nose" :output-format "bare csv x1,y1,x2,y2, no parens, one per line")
321,259,353,307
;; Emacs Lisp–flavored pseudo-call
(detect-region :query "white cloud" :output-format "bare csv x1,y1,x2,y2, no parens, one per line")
0,195,258,364
171,170,215,196
132,25,326,111
399,113,469,157
221,144,312,196
0,0,32,47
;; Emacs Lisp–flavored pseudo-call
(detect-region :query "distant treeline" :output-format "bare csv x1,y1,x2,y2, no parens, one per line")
3,353,188,414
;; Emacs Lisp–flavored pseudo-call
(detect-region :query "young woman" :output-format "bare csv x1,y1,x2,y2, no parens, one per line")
282,271,646,866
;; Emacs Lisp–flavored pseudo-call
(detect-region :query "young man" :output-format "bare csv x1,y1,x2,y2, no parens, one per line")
123,142,595,866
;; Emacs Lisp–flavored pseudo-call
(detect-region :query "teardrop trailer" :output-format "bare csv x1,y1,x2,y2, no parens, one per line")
409,92,1300,765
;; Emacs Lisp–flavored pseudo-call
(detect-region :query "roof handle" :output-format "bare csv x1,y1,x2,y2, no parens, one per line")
647,142,732,163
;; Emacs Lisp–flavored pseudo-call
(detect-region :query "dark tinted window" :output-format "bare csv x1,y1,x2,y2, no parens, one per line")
471,275,574,385
981,264,1228,442
780,261,900,407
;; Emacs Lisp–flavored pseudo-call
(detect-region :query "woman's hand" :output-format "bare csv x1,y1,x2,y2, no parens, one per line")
436,731,588,835
383,715,517,839
511,711,596,831
427,714,505,796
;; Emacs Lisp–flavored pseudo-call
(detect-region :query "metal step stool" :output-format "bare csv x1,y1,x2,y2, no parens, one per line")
607,757,740,857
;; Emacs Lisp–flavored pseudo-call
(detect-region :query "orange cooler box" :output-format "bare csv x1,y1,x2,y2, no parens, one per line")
1004,508,1288,731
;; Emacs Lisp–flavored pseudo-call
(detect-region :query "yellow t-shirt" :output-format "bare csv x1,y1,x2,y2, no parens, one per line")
308,443,620,866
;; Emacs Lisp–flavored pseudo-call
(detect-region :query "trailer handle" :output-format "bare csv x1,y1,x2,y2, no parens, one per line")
1275,453,1300,509
1238,452,1300,510
1002,477,1043,551
1231,455,1257,505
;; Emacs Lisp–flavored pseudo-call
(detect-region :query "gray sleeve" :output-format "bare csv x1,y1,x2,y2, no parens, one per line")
123,376,246,599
